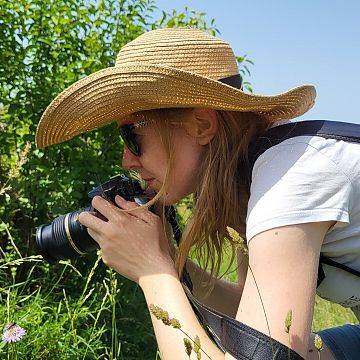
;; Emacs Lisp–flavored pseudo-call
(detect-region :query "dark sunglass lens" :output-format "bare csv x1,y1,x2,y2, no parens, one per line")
127,140,140,156
119,125,141,156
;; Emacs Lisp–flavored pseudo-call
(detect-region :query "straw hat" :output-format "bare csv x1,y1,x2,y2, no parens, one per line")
35,27,316,149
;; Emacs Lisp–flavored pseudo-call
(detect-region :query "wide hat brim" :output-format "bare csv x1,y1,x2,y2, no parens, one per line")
35,63,316,148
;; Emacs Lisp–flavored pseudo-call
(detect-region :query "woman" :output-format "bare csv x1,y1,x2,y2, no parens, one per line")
36,27,360,359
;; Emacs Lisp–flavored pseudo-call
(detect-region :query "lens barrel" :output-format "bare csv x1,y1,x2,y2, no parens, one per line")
35,207,99,263
35,174,159,263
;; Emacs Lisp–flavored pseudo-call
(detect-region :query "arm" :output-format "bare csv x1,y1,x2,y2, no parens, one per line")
139,270,225,360
185,250,248,318
224,220,336,360
142,223,337,360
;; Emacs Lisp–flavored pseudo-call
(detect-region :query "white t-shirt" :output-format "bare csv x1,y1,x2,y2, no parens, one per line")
246,120,360,308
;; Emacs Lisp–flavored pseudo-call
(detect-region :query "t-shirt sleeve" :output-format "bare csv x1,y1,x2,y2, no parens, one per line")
246,139,353,243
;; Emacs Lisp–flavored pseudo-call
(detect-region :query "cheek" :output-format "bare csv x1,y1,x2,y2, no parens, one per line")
140,137,168,178
170,136,202,193
141,129,202,200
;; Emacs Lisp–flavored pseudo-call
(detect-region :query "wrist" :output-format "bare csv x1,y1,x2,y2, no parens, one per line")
139,266,179,291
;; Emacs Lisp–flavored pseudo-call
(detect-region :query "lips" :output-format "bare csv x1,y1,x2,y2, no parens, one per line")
143,179,157,197
145,178,155,186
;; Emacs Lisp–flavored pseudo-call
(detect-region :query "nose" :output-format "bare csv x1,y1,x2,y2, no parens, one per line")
121,145,142,170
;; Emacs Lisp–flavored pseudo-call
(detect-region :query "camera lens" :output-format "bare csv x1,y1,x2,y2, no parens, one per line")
35,208,99,263
35,174,160,264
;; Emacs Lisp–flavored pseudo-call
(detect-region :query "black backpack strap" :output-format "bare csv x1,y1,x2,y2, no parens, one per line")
317,256,360,287
319,255,360,278
245,119,360,190
243,119,360,287
182,284,227,352
222,318,304,359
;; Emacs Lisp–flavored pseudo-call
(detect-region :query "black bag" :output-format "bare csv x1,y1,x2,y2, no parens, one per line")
174,120,360,358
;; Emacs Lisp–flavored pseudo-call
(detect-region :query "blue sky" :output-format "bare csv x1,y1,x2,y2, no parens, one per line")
151,0,360,124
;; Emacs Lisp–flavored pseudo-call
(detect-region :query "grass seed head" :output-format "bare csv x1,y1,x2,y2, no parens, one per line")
284,309,293,333
226,226,248,255
170,318,181,329
183,338,193,357
148,304,173,326
194,335,201,359
314,334,323,352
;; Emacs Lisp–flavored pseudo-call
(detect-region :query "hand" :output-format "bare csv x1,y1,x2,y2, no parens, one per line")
78,195,177,284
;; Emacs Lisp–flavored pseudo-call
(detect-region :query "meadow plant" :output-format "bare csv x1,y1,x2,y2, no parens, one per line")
314,334,323,359
2,323,26,343
183,337,193,358
0,136,156,359
1,322,26,360
149,304,206,359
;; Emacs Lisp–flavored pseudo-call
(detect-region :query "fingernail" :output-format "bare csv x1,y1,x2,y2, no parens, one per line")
116,195,125,201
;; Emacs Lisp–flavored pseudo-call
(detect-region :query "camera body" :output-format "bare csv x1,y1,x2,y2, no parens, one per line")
35,174,158,263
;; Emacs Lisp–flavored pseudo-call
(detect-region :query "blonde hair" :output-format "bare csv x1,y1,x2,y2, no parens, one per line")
120,107,276,290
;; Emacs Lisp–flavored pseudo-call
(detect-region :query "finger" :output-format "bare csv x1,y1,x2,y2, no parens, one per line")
90,210,108,222
86,227,103,246
114,195,157,224
91,196,130,223
78,210,107,232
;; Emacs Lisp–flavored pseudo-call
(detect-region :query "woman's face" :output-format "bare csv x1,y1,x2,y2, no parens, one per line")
117,108,217,205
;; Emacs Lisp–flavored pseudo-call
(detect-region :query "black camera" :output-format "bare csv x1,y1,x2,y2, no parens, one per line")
35,174,175,263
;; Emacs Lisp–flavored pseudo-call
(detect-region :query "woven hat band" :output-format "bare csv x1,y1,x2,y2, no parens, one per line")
218,73,243,90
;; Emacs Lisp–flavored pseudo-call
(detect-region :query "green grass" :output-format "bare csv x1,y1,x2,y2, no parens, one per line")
0,253,156,360
0,199,358,359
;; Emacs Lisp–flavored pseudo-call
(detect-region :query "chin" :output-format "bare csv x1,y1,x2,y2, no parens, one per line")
156,195,178,206
146,180,191,206
165,190,193,206
150,190,182,206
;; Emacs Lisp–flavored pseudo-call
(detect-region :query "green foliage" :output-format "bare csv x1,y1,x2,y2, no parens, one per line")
0,0,253,257
312,296,358,331
0,0,159,246
1,0,249,358
0,254,156,359
0,0,257,358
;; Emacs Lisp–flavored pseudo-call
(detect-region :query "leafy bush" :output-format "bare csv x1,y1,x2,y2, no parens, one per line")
0,1,256,358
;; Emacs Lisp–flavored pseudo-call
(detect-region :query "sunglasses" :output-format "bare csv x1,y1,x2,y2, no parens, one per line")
118,118,156,157
118,117,183,157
